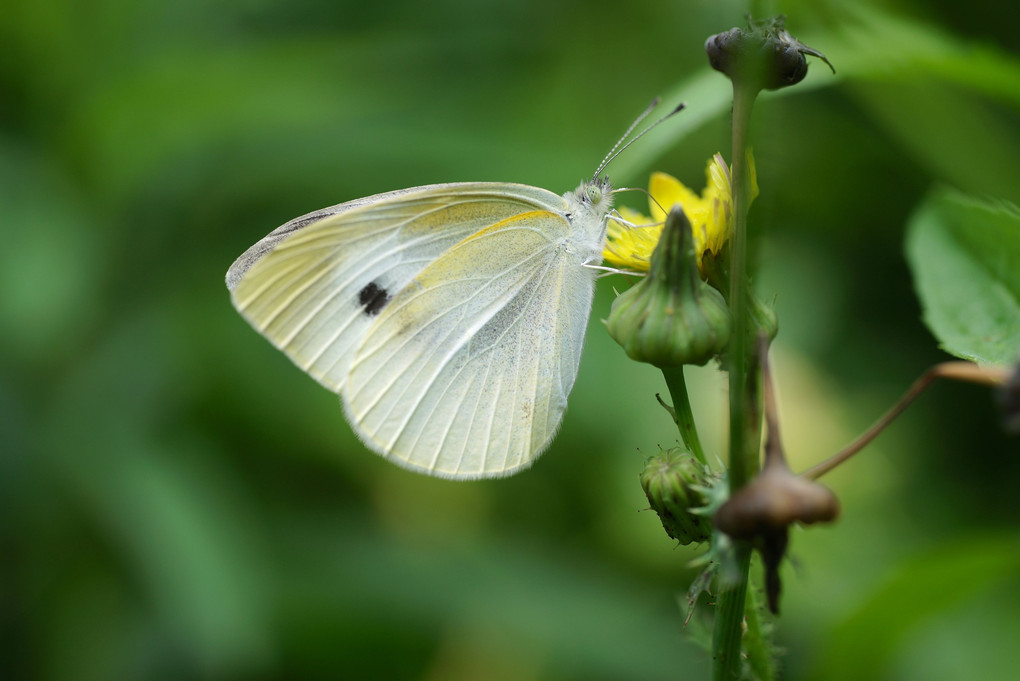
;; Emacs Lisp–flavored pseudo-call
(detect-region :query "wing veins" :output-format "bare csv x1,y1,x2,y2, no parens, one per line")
350,239,557,422
387,252,563,473
352,235,558,370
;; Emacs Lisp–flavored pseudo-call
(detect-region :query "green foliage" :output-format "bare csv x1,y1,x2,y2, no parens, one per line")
906,187,1020,365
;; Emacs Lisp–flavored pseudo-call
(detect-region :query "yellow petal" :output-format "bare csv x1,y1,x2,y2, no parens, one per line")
603,216,660,272
603,151,757,275
648,172,702,223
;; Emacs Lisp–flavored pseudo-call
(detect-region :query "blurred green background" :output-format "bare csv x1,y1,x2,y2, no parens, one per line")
2,0,1019,679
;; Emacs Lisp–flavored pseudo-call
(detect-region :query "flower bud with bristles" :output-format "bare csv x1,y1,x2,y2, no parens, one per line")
640,448,717,545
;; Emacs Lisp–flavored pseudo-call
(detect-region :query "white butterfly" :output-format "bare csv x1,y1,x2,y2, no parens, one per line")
227,178,612,479
226,103,679,479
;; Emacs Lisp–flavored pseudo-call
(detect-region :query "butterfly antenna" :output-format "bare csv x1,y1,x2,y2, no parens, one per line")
594,97,660,178
594,101,686,179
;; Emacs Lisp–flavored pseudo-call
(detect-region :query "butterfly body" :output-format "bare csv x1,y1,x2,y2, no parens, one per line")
228,178,613,479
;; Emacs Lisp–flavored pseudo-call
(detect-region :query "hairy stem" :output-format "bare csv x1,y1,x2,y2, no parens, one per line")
713,544,751,678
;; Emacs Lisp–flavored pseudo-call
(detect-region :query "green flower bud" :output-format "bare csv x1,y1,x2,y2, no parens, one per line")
640,448,715,545
606,207,731,367
705,15,834,92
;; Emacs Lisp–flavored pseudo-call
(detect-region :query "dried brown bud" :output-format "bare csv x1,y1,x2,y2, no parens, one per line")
717,466,838,614
714,464,840,539
714,461,839,613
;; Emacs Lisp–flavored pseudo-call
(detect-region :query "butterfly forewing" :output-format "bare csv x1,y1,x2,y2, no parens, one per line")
343,210,596,478
228,184,566,392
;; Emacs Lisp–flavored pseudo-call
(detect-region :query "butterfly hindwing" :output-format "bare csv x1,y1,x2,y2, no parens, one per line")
342,210,596,478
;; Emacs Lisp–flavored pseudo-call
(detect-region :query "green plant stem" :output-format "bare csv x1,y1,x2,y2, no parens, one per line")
661,366,708,464
713,545,751,677
727,82,758,491
713,80,760,681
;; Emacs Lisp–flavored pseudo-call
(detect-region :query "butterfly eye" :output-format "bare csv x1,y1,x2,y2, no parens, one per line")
586,185,602,204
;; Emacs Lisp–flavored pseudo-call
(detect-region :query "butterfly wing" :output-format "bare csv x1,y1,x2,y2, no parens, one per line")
342,209,597,479
227,183,565,391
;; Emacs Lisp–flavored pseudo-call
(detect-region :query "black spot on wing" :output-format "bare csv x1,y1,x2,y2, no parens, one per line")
358,281,391,316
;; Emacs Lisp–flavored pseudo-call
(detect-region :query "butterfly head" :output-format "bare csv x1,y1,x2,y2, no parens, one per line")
571,176,615,218
562,177,615,246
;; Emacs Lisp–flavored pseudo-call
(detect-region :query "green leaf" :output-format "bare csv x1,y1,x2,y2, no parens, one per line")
905,186,1020,365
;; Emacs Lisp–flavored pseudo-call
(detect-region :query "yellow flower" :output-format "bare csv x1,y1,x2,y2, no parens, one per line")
603,153,758,274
